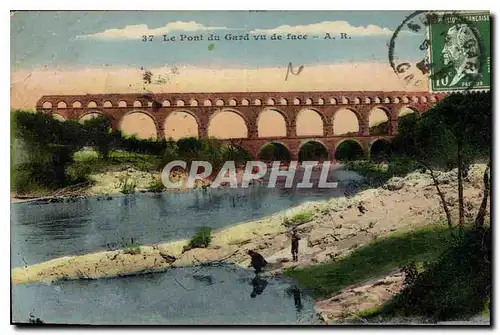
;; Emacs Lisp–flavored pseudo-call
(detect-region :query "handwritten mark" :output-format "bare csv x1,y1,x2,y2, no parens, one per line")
285,62,304,81
208,43,215,51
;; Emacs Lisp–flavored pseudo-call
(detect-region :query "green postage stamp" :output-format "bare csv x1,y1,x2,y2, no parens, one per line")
428,11,491,92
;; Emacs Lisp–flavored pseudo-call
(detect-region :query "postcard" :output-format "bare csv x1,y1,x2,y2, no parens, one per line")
10,10,491,326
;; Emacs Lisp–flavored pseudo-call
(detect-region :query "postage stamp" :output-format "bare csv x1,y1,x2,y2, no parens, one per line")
427,11,491,92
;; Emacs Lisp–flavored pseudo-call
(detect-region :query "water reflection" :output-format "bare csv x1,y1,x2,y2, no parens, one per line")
12,266,315,325
289,286,304,313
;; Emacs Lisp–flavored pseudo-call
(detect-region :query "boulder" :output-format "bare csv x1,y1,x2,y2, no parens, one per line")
384,177,404,191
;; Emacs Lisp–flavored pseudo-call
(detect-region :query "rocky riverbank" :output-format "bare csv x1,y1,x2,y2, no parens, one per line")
11,163,490,321
11,162,345,203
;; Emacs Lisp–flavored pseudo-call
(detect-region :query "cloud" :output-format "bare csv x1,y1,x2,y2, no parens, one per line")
75,21,231,40
250,20,405,36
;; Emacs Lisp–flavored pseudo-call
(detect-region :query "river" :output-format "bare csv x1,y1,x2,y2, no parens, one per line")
11,173,360,325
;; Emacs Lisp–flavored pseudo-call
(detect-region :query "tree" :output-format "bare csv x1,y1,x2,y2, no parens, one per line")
12,110,87,189
81,116,114,159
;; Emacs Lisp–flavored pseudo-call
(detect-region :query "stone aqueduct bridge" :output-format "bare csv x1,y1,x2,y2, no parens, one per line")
37,91,445,160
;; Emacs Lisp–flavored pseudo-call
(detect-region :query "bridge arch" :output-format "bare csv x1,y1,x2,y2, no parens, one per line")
370,138,392,162
118,100,127,108
57,101,67,109
257,108,288,138
88,101,98,108
368,106,391,135
334,138,367,161
103,100,113,108
79,110,106,124
399,106,419,117
208,108,248,139
333,108,361,135
164,110,200,140
258,141,292,162
119,110,158,139
133,101,142,108
42,101,52,109
72,101,82,108
298,139,329,161
295,108,325,136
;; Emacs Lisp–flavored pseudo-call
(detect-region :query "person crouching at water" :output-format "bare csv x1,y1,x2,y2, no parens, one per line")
248,250,268,274
291,227,301,262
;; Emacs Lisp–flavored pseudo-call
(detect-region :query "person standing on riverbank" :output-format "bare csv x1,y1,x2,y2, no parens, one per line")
291,228,301,262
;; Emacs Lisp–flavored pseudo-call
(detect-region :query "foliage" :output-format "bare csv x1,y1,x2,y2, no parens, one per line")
283,210,315,226
373,228,491,321
123,244,141,255
120,237,141,255
147,178,165,193
298,142,329,161
65,161,92,184
159,138,250,170
120,177,137,194
369,120,390,136
392,92,491,227
177,137,203,158
370,140,393,162
12,111,87,190
342,158,416,186
186,227,213,250
335,140,366,162
259,143,291,162
81,116,114,159
285,224,456,298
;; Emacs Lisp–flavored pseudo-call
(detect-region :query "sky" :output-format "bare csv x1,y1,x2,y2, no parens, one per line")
11,11,426,70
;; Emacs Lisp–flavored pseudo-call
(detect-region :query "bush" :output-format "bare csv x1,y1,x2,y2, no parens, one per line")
335,141,366,162
120,237,141,255
66,162,92,184
186,227,213,251
387,157,418,177
283,210,315,226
